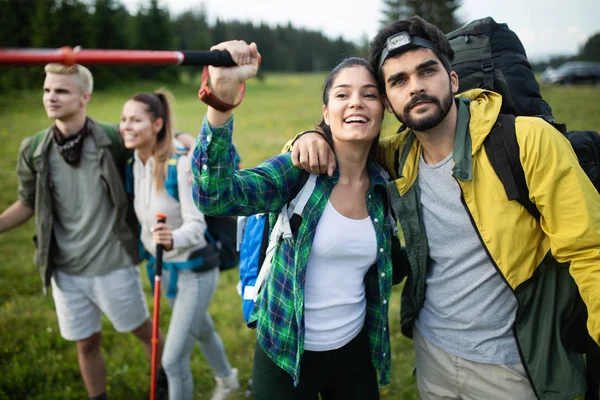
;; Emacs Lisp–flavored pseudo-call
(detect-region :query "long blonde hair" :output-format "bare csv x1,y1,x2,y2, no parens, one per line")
128,90,175,192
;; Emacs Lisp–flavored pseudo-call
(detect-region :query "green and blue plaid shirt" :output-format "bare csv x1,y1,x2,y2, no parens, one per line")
192,116,392,386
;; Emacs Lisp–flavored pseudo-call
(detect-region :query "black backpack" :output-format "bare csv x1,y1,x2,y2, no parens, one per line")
447,17,559,126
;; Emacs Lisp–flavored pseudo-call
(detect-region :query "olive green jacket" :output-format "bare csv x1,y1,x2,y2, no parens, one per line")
16,119,140,294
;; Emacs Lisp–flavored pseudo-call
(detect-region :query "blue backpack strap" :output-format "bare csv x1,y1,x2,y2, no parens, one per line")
124,155,134,195
165,154,180,201
126,152,181,200
146,244,219,298
145,254,179,298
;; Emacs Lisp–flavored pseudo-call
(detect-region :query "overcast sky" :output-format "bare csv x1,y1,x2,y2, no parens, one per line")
121,0,599,60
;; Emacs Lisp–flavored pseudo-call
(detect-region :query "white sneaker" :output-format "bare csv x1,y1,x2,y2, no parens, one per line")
210,368,240,400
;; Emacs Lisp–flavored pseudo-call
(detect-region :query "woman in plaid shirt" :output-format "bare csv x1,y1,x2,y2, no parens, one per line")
192,40,394,400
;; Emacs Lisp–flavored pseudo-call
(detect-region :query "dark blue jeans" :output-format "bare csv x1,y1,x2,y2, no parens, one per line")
252,329,379,400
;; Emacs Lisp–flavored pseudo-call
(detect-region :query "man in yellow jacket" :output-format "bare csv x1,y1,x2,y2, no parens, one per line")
291,15,600,400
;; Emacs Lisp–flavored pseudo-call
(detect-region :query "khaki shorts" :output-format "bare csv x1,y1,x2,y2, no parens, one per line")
51,266,150,341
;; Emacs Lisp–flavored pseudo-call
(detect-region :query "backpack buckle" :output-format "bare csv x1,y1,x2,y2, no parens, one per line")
481,59,494,73
283,232,295,245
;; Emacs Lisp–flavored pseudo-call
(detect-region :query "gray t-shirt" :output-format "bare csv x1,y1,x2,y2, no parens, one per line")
48,136,132,276
414,151,520,364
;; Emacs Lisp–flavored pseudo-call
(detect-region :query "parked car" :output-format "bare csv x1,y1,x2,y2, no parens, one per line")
541,61,600,85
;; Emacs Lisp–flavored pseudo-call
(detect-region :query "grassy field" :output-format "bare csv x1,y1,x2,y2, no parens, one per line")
0,73,599,400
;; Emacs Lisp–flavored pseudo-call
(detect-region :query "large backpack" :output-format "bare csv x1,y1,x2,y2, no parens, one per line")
124,146,240,272
237,170,316,328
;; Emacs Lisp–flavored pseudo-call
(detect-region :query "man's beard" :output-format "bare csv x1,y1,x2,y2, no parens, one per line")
398,87,453,132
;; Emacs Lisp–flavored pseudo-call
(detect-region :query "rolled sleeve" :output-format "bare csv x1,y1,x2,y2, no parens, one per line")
191,115,235,199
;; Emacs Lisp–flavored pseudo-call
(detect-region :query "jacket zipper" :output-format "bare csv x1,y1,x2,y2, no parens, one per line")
457,183,540,399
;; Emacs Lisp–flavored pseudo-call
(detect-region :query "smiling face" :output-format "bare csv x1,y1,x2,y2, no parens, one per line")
120,100,163,152
381,48,459,132
42,73,90,122
322,65,384,146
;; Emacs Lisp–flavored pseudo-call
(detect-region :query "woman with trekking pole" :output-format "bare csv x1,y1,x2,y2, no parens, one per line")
192,40,399,400
120,90,240,400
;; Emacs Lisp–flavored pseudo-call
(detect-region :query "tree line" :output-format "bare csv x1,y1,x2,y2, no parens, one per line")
0,0,358,92
2,0,597,93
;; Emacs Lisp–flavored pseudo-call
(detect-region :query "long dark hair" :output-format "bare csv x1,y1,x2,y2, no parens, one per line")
316,57,383,159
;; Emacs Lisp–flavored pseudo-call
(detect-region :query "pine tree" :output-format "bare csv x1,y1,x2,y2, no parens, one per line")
380,0,462,34
579,33,600,63
134,0,177,81
172,8,212,52
88,0,135,88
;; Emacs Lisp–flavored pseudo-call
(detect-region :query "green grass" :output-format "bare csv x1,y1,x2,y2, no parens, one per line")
0,75,599,399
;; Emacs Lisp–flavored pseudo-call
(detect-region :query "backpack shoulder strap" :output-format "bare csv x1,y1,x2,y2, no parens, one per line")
29,128,49,162
123,152,180,200
287,170,313,233
96,122,124,165
165,153,180,201
289,173,317,215
484,114,541,220
124,154,134,195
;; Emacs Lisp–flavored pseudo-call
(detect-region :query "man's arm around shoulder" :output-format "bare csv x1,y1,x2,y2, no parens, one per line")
289,131,336,176
289,129,400,177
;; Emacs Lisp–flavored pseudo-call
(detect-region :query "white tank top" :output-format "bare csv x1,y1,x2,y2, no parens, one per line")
304,200,377,351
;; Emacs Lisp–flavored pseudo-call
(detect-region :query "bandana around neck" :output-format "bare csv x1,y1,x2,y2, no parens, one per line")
53,118,89,166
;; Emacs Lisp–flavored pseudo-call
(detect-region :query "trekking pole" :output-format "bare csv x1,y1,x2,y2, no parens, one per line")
150,213,168,400
0,46,236,67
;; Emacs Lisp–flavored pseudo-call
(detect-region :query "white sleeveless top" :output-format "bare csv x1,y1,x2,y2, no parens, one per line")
304,200,377,351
